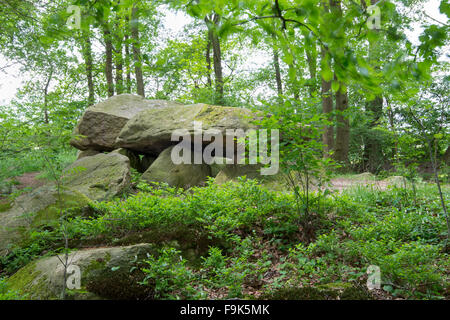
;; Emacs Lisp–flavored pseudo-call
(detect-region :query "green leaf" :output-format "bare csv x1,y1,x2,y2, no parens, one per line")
440,0,450,18
331,81,340,92
383,285,393,293
321,68,333,82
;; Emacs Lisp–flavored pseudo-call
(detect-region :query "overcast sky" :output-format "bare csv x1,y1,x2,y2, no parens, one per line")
0,0,447,106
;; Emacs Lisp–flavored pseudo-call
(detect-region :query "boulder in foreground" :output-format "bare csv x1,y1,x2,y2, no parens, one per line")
6,244,157,300
0,185,90,256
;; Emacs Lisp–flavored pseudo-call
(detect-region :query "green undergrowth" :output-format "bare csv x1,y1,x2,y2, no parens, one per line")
0,148,77,182
0,277,24,300
1,178,448,300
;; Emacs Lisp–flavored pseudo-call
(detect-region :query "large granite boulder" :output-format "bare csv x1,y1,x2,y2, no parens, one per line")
0,185,90,256
63,152,131,201
6,244,157,300
141,146,211,189
70,94,181,151
116,103,257,155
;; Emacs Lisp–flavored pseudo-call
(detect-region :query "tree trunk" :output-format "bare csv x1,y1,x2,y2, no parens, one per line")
114,20,124,95
205,32,212,87
326,0,350,164
321,48,334,156
305,40,317,96
363,96,383,171
206,14,224,105
362,0,383,172
43,67,53,124
428,140,450,247
273,46,283,98
287,62,300,100
334,83,350,165
115,53,124,95
386,99,398,161
131,5,145,97
103,22,114,97
81,27,94,105
125,32,131,93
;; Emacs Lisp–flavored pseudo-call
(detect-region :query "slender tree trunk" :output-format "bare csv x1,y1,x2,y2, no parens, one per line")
321,0,334,153
334,83,350,165
125,32,131,93
279,27,300,101
272,40,283,97
206,14,224,105
428,140,450,247
81,27,94,105
114,20,124,95
407,106,450,248
115,52,124,95
363,98,383,172
103,22,114,97
43,68,53,124
321,48,334,156
362,0,383,172
387,98,399,161
287,62,300,100
131,5,145,97
205,32,212,87
305,41,317,96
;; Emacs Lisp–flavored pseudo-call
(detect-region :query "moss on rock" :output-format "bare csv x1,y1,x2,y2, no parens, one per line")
195,104,254,128
7,261,46,299
116,103,257,155
63,152,131,201
0,186,90,256
31,191,90,227
70,94,177,151
6,244,159,300
0,201,12,213
141,146,211,189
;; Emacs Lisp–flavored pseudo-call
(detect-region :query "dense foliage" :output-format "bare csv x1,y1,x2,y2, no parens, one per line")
0,0,449,300
1,179,448,299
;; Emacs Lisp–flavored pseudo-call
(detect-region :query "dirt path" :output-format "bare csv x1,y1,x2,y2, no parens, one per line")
0,171,46,201
328,174,405,192
13,172,46,190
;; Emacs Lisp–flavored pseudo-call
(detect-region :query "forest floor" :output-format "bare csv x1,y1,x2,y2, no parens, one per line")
2,171,405,199
11,172,45,190
1,170,448,300
0,171,45,202
328,173,404,192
